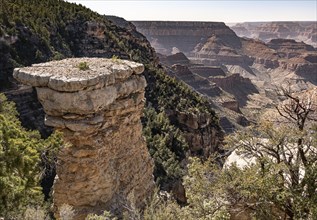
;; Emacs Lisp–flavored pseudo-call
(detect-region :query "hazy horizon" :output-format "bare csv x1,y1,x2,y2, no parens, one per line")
65,0,317,23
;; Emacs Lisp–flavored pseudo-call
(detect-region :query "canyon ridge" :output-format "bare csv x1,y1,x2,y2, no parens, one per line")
132,21,317,131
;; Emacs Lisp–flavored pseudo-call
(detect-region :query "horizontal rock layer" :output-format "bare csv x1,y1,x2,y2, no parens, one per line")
231,21,317,48
14,58,154,219
13,58,144,92
133,21,241,55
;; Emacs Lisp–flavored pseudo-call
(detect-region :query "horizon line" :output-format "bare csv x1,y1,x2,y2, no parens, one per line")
128,19,317,23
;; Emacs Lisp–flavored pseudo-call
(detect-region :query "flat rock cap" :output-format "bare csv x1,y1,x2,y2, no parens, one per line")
13,58,144,92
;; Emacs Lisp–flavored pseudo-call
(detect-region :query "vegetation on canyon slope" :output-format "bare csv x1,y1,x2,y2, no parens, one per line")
0,0,156,88
93,91,317,220
0,94,62,218
1,0,316,219
2,77,314,219
143,107,188,189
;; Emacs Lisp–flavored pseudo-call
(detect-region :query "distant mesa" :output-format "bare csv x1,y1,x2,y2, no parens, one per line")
132,21,241,55
231,21,317,48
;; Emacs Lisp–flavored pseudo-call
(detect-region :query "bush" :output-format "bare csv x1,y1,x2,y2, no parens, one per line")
0,93,62,218
143,107,188,189
77,61,89,71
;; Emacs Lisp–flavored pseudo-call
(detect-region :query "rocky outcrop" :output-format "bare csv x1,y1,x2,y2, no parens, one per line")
192,35,248,66
170,64,222,98
265,39,317,80
210,74,259,107
189,66,226,77
240,38,317,83
222,100,241,113
13,58,154,219
240,38,280,68
268,39,315,56
159,52,190,66
165,109,223,157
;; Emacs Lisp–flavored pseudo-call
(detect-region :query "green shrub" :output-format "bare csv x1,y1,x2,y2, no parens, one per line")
0,93,62,218
77,61,89,71
143,107,188,187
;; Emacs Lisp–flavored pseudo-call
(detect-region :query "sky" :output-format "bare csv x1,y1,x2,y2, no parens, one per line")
65,0,317,23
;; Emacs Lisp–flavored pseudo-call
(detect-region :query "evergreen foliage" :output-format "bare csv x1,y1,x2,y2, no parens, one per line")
138,121,316,220
0,0,156,88
144,64,218,117
0,93,62,218
115,92,317,219
143,107,188,188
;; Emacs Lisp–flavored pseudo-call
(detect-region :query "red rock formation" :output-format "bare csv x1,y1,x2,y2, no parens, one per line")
240,38,280,68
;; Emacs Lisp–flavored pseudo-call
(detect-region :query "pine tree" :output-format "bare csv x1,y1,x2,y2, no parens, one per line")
0,93,62,218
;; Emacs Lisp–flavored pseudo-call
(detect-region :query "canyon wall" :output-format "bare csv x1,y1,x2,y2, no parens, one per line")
135,21,316,129
231,21,317,48
133,21,241,55
13,58,154,219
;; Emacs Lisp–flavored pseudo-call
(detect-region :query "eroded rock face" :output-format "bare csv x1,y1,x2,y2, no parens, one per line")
173,111,223,157
163,63,245,133
133,21,241,55
13,58,154,219
231,21,317,48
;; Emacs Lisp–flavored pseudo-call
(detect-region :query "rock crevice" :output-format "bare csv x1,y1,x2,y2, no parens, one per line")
14,58,154,219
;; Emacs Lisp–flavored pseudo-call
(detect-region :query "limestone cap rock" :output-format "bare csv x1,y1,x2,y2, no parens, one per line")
13,58,145,92
13,57,154,218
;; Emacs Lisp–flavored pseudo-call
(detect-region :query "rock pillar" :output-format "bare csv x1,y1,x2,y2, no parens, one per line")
14,58,154,219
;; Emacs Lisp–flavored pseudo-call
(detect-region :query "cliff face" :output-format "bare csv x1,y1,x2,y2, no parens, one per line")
170,110,223,157
133,21,241,55
240,38,317,79
170,64,222,98
210,74,259,107
133,21,316,85
231,22,317,48
163,64,245,132
13,58,154,219
158,52,190,66
135,21,316,127
268,39,315,55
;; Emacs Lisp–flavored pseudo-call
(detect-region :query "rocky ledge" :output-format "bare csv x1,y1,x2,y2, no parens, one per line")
13,58,154,219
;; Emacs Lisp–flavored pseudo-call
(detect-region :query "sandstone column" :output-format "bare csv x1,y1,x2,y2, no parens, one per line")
13,58,154,219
